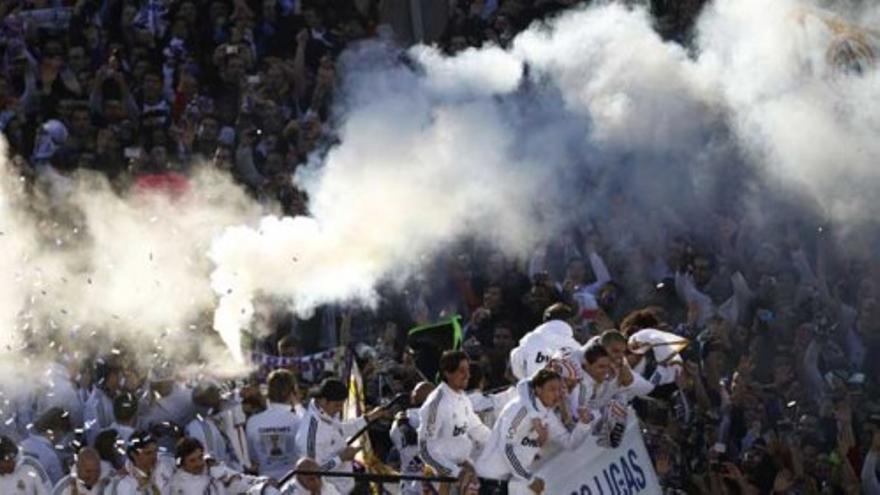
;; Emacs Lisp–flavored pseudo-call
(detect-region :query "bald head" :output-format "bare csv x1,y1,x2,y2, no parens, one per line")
410,381,435,408
76,447,101,487
295,457,322,491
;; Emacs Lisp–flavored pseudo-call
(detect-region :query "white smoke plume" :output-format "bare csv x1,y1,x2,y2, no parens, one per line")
697,0,880,223
208,46,551,358
0,0,877,371
0,157,263,378
0,143,38,353
210,0,880,360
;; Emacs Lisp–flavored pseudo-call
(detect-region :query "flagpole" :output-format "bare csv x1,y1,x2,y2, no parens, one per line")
345,393,409,446
278,469,458,485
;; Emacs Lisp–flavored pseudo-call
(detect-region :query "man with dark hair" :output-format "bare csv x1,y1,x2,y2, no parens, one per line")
169,437,224,494
175,434,277,494
106,392,138,443
543,302,574,323
620,308,663,337
599,330,635,387
477,368,592,494
295,377,389,494
85,357,121,445
580,342,613,406
246,369,302,481
21,407,70,487
417,351,490,490
0,435,50,494
597,330,654,399
106,430,173,494
93,430,124,471
186,383,242,470
577,342,630,449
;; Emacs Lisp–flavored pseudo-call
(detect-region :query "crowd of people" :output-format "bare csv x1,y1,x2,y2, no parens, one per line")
1,0,879,494
0,0,709,205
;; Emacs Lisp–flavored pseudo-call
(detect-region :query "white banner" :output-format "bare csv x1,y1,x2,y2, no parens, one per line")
535,415,661,495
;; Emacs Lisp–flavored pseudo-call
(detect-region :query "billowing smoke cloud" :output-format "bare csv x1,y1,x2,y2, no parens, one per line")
0,157,262,377
697,0,880,223
208,46,555,358
0,142,39,353
210,0,880,358
1,0,877,371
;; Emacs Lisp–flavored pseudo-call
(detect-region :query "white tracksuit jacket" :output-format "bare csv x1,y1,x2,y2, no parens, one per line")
576,337,657,406
294,400,367,495
476,380,590,494
279,477,342,494
417,382,491,478
509,321,581,381
628,328,685,387
84,388,115,446
208,462,276,494
103,455,175,495
469,387,518,429
245,403,302,482
389,409,422,495
39,363,85,429
167,469,224,495
20,434,64,487
0,459,50,495
52,473,109,494
186,415,241,471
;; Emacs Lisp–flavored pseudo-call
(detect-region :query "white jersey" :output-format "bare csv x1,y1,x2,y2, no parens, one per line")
52,473,108,494
104,423,135,443
574,340,654,404
245,402,301,481
167,469,224,495
615,367,655,402
20,434,64,487
469,387,517,429
476,380,589,483
0,461,50,494
628,329,685,388
39,363,85,428
509,320,581,380
572,370,618,415
295,400,367,495
84,388,115,445
279,477,341,495
215,401,254,471
389,409,421,495
207,462,272,494
417,382,490,478
186,415,240,470
138,386,194,430
103,456,174,495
